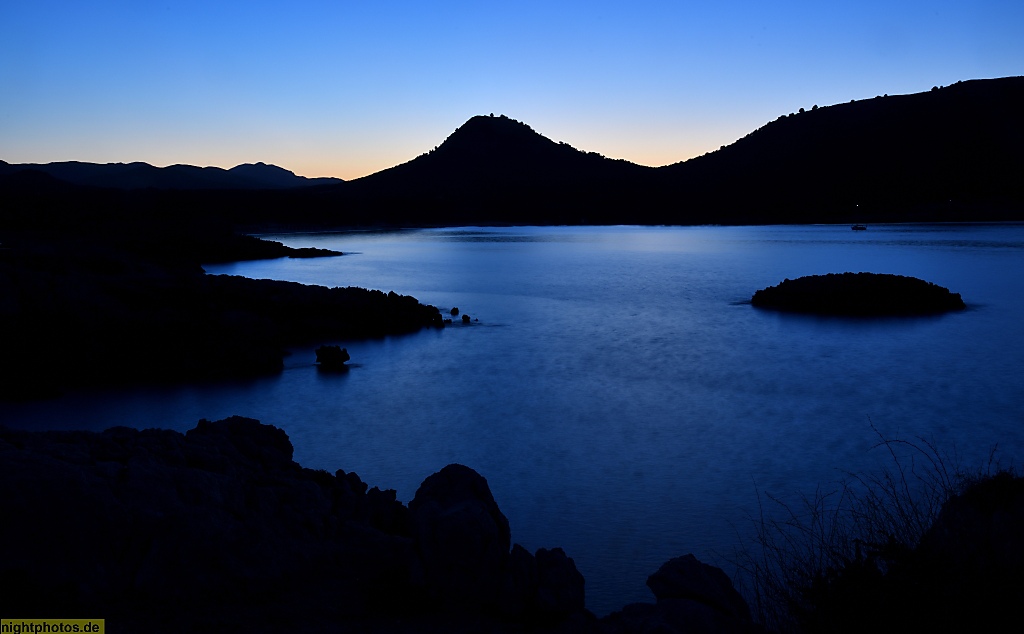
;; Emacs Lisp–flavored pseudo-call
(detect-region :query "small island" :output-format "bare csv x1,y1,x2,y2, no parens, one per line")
751,272,966,316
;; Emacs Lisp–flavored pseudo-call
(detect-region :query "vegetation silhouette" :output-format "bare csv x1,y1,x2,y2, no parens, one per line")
736,429,1022,633
751,273,966,316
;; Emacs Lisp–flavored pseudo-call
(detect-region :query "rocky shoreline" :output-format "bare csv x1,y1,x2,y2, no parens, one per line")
0,235,444,400
0,417,760,633
4,417,1022,632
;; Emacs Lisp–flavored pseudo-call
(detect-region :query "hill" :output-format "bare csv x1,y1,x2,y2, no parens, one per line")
0,160,342,190
333,114,655,225
659,77,1024,223
331,77,1024,226
3,76,1022,227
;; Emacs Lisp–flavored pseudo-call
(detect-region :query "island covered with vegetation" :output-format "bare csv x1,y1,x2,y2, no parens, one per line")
751,272,967,316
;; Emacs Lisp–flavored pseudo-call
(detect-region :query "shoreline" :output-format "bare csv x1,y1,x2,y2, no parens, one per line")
0,233,444,401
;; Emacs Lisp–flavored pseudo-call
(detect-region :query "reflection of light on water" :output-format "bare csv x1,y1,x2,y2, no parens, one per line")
8,224,1024,616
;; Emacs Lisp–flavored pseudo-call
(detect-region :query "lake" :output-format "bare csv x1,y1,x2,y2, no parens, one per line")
5,223,1024,615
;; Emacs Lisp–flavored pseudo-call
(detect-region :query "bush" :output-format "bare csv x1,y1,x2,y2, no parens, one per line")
735,424,1018,633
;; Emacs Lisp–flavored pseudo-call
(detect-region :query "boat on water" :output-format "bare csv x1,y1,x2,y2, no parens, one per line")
851,224,867,231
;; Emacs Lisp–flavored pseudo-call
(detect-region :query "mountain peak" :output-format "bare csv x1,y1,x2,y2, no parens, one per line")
434,114,551,157
460,113,536,131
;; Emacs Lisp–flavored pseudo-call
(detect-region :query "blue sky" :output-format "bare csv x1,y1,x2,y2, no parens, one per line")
2,1,1021,179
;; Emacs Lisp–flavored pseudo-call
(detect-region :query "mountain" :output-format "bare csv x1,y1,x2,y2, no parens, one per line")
0,160,342,190
657,76,1024,223
331,77,1024,226
363,114,650,189
3,76,1022,227
226,162,342,188
336,114,656,225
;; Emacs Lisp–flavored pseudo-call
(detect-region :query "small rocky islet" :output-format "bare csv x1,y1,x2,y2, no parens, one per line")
751,272,966,316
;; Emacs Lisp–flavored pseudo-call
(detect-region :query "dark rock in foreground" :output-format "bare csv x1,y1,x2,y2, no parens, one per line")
647,555,752,622
0,417,749,633
7,416,1019,632
601,556,762,634
751,272,966,316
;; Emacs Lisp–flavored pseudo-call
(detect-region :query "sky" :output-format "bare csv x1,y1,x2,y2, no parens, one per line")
2,1,1021,180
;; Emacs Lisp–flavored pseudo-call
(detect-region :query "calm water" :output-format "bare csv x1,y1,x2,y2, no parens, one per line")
5,224,1024,615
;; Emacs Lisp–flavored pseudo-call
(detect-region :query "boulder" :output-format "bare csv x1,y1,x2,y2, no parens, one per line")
647,554,751,621
408,464,512,611
600,555,760,634
315,344,350,369
535,547,586,617
893,471,1024,630
499,544,539,617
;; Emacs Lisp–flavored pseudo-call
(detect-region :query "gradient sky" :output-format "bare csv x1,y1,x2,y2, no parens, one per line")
2,1,1021,180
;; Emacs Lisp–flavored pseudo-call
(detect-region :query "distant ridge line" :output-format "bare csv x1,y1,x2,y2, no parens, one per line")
0,160,344,191
3,76,1022,226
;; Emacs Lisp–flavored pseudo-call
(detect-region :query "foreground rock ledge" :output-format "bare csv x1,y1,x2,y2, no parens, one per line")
751,272,966,316
0,417,755,633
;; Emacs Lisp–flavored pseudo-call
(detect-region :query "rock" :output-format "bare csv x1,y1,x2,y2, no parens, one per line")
315,344,350,369
751,272,966,315
495,544,587,622
647,554,751,621
185,415,295,468
603,598,761,634
462,314,471,323
0,418,418,629
535,547,586,617
600,555,760,634
450,307,459,316
408,464,512,611
0,422,589,630
499,544,539,617
920,471,1024,572
893,471,1024,630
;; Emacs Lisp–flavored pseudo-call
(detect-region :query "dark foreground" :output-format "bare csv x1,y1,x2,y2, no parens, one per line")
0,418,759,633
3,418,1022,633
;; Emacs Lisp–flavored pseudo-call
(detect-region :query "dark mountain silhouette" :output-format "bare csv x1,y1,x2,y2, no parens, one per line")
657,77,1024,223
0,160,342,190
3,76,1022,228
328,77,1024,226
226,162,342,188
334,114,655,225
